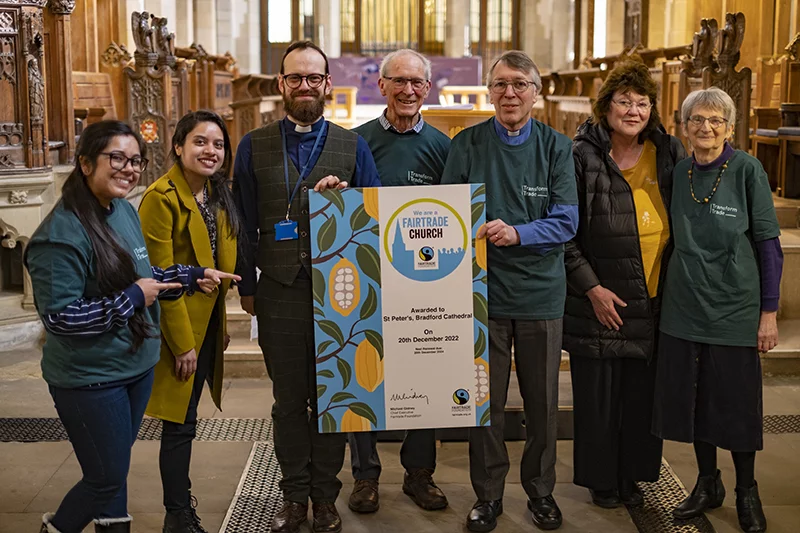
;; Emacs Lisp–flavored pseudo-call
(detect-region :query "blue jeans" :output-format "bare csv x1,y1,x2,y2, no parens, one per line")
48,368,154,533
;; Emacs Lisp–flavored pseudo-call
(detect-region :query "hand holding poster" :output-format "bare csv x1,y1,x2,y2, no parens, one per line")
310,184,489,432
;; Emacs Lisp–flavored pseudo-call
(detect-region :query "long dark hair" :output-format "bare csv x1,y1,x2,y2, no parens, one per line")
62,120,155,351
169,110,245,246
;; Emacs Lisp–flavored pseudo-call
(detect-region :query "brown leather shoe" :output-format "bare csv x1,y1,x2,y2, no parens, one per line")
270,501,308,533
312,502,342,533
402,469,448,510
348,479,380,513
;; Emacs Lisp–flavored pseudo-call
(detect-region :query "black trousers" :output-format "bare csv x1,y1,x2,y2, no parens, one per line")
569,355,663,491
160,308,219,512
348,429,436,480
469,318,562,501
257,275,346,503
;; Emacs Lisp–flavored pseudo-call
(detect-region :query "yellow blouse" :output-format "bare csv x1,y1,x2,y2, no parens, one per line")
621,140,670,298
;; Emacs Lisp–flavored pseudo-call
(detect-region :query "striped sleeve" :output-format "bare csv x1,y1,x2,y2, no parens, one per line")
151,264,205,300
41,291,137,336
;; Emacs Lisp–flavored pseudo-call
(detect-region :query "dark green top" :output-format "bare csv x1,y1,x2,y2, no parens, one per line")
354,118,450,186
441,118,578,320
26,199,161,388
660,150,780,346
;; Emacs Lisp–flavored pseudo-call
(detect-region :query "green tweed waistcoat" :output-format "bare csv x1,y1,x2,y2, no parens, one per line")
250,120,357,286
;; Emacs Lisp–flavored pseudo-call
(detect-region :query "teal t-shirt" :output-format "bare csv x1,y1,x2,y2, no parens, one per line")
441,118,578,320
660,150,780,347
26,198,161,388
354,118,451,186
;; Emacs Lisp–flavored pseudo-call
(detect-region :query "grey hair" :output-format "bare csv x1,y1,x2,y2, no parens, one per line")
379,49,432,80
681,87,736,126
486,50,542,93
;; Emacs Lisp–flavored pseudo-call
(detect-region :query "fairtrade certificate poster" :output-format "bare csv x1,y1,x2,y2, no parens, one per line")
310,184,489,433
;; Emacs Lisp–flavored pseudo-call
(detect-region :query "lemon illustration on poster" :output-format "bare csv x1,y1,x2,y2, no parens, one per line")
309,184,489,433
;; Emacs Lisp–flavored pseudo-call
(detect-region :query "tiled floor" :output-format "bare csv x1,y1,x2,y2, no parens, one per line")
2,347,800,532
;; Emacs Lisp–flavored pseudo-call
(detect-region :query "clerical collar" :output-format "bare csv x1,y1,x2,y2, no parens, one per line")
283,116,324,134
492,117,532,145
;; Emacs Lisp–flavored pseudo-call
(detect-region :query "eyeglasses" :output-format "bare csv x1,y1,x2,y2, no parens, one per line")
282,73,327,89
100,152,148,173
489,79,536,94
687,115,729,129
612,99,652,112
383,76,429,91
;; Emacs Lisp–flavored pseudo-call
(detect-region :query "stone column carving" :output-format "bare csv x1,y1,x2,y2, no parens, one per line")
21,6,47,169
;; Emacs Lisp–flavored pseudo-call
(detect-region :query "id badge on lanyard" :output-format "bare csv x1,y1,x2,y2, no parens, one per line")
275,120,326,241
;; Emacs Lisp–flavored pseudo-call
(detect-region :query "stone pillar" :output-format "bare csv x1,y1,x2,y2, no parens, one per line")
665,0,694,47
648,0,666,48
175,0,195,47
194,0,218,54
444,0,468,57
606,0,625,55
316,0,341,58
216,0,234,54
234,0,262,72
46,1,76,164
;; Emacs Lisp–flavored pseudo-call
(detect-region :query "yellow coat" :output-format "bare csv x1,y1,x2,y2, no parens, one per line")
139,164,237,424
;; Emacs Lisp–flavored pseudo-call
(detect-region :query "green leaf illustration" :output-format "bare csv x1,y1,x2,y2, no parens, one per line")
337,358,352,389
317,384,327,399
370,224,380,236
317,215,337,253
473,292,489,327
312,268,326,306
472,257,481,279
360,284,378,320
471,184,486,199
320,189,345,215
317,369,335,379
350,204,370,231
356,244,381,286
474,327,487,359
364,330,384,360
480,276,488,284
321,412,337,433
330,391,357,403
317,340,335,356
318,320,345,346
314,307,325,317
479,408,491,426
348,402,378,427
471,201,485,227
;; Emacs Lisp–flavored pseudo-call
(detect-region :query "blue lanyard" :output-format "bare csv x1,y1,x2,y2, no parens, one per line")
280,120,327,220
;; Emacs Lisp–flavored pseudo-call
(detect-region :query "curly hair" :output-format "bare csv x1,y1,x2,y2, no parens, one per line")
592,61,661,142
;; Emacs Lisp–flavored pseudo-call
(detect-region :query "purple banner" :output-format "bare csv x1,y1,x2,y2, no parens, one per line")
329,56,483,105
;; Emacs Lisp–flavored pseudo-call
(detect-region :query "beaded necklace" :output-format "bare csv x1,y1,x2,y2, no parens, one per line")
687,158,731,204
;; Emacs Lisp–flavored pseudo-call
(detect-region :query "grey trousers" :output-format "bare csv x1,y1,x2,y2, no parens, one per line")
348,429,436,480
256,275,346,503
469,318,562,501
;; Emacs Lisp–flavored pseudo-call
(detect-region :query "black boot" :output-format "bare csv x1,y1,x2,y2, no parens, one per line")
673,469,726,520
735,482,767,533
163,495,208,533
94,519,131,532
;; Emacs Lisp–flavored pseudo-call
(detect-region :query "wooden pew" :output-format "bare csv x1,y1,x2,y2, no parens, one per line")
421,109,496,138
229,74,284,150
439,86,491,110
72,71,117,138
327,87,359,128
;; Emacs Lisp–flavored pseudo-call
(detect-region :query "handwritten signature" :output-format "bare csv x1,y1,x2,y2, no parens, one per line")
389,390,430,405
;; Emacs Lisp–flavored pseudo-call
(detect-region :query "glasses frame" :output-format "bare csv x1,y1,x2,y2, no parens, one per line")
687,115,729,129
611,99,653,112
382,76,429,91
100,151,148,173
489,79,537,95
282,73,328,89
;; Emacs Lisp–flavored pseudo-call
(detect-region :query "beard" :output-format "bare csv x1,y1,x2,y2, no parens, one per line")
283,89,325,124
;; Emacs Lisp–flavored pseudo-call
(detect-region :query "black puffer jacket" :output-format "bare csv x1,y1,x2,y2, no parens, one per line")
563,120,687,360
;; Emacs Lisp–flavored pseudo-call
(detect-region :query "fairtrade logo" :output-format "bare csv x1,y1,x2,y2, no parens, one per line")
453,388,470,405
418,246,435,261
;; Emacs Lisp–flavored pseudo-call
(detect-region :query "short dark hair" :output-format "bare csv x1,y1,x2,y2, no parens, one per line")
592,61,661,141
280,40,329,75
